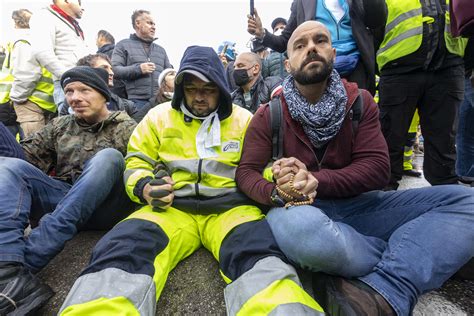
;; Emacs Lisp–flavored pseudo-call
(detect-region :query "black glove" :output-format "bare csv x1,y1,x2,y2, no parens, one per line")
149,169,172,212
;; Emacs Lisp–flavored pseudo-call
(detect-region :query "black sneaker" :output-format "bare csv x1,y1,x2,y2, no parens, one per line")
0,264,54,315
312,273,395,316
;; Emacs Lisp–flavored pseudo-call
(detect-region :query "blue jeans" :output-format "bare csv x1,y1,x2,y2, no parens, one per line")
266,186,474,316
0,148,135,272
456,77,474,178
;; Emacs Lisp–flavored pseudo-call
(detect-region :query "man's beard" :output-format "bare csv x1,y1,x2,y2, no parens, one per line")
291,53,333,85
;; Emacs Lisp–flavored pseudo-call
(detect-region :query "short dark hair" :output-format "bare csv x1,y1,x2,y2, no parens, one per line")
271,17,287,31
97,30,115,44
77,53,111,67
131,10,151,29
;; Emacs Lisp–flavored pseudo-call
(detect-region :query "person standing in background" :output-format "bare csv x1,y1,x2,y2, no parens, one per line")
377,0,468,190
9,9,57,137
112,9,172,109
247,0,387,95
96,30,115,59
261,17,289,80
29,0,89,115
457,38,474,186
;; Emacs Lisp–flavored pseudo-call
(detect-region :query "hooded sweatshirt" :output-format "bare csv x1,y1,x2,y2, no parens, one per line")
172,46,233,120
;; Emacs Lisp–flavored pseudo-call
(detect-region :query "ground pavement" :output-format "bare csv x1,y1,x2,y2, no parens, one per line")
38,154,473,315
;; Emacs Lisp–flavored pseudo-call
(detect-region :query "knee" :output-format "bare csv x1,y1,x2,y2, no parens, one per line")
0,157,31,176
267,206,351,271
88,149,124,171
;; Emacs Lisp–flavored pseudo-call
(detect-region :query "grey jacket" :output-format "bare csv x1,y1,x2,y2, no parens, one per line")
262,51,288,79
112,34,172,100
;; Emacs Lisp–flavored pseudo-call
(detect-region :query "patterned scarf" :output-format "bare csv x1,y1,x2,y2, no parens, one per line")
283,70,347,148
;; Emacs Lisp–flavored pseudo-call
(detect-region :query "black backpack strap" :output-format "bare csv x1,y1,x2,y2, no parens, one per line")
269,97,284,160
351,89,364,134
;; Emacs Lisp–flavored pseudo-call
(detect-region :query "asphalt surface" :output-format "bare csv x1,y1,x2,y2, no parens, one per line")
37,154,473,315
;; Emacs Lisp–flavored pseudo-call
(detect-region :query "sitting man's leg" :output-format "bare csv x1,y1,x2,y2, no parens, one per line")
0,157,70,314
267,185,474,315
59,206,200,315
202,205,324,315
24,148,126,272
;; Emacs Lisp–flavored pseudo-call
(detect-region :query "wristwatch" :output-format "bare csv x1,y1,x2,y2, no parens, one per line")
270,187,285,207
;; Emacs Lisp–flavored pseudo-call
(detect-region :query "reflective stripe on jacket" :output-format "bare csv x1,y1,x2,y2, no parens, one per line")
125,102,252,204
0,42,16,103
377,0,468,71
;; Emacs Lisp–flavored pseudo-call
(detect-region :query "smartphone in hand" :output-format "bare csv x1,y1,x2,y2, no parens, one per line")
250,0,255,16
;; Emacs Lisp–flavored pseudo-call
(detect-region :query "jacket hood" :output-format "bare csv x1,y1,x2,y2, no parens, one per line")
171,45,232,120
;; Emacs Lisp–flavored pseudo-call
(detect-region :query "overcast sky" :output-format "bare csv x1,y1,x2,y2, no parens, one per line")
1,0,291,67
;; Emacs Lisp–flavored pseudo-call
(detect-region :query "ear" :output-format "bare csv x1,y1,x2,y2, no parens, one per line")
253,63,261,75
284,59,291,73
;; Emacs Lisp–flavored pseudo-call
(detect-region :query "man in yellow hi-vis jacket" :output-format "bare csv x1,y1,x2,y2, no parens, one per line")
59,46,324,315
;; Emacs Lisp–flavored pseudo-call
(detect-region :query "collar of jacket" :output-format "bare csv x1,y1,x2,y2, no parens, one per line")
50,4,84,39
130,33,158,44
74,111,123,132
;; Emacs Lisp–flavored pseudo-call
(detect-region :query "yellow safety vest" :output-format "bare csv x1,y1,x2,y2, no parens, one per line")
377,0,468,72
0,42,16,103
0,40,55,112
125,102,252,203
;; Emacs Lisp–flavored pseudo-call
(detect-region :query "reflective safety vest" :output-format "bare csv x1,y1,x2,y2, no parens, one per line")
0,42,16,103
125,103,252,203
0,40,55,112
377,0,468,71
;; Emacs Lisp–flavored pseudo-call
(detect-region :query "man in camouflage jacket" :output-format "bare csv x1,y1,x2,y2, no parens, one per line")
0,66,136,315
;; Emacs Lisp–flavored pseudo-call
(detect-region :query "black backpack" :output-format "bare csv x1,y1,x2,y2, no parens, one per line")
269,90,364,160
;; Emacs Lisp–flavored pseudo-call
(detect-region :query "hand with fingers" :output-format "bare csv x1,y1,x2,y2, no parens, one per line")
272,157,318,208
247,8,265,39
143,169,175,212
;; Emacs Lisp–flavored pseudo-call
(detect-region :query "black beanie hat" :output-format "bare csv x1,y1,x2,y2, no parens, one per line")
271,17,287,31
60,66,111,102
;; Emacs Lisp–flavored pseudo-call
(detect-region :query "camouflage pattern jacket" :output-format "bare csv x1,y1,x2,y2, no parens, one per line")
21,111,136,183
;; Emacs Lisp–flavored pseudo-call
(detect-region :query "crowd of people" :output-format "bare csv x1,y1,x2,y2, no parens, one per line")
0,0,473,315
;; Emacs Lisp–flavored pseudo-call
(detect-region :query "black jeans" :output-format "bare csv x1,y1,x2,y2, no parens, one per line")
379,65,465,188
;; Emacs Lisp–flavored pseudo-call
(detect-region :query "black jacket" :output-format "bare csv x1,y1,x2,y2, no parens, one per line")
112,34,172,100
261,0,387,95
231,76,282,114
97,43,114,59
262,51,288,79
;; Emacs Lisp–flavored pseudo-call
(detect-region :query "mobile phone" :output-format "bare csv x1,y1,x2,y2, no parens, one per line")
250,0,255,16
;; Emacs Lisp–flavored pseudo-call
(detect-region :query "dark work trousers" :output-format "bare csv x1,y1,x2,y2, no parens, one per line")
379,65,465,189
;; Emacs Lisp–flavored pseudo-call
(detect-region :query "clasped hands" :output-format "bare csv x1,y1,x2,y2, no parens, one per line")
272,157,318,207
143,169,174,211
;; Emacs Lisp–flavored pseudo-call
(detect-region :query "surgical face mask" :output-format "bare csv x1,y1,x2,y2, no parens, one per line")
274,28,284,36
233,68,251,86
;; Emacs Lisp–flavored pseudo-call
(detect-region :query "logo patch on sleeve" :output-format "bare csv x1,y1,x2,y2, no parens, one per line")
222,141,240,153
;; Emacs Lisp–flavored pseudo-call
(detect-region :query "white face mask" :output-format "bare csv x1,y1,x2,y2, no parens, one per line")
274,28,284,36
163,91,174,99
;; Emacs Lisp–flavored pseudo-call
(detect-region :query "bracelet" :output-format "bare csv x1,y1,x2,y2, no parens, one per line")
288,173,308,199
276,173,315,209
